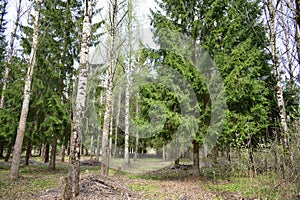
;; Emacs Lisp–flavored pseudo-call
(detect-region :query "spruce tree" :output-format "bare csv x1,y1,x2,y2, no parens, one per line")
150,0,273,164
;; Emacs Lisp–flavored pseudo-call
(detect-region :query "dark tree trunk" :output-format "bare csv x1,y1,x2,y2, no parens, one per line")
175,158,180,166
61,144,65,162
0,144,4,158
49,134,57,170
4,140,13,162
67,141,70,156
193,140,199,168
44,143,50,163
25,137,32,165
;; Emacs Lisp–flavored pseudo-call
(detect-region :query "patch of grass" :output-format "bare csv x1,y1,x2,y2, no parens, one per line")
205,173,299,199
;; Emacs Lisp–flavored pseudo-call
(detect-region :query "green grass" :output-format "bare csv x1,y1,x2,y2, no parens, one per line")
205,173,299,199
0,157,104,200
1,156,299,200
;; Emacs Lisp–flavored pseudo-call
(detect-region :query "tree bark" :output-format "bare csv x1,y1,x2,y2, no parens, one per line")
49,133,57,170
193,140,199,169
101,0,119,176
40,143,45,158
66,1,92,198
96,92,103,161
90,135,94,159
266,0,293,167
0,144,3,158
61,143,66,162
10,0,42,180
44,143,50,163
109,104,114,158
0,0,22,108
124,0,133,166
4,138,13,162
114,92,121,158
25,137,32,165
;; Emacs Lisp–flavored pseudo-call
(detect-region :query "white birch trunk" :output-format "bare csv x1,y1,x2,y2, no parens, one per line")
10,0,41,180
101,0,118,176
114,92,121,157
67,0,92,198
0,0,22,108
109,103,114,158
124,0,133,166
266,0,293,166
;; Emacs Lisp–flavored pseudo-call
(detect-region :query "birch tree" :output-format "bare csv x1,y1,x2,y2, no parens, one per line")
96,91,103,161
10,0,42,180
66,0,92,198
101,0,120,176
265,0,294,168
124,0,133,166
114,91,121,157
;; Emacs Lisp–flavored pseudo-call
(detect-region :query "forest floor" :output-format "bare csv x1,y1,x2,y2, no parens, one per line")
0,157,299,199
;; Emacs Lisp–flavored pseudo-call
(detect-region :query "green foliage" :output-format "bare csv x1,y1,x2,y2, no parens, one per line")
0,58,27,145
18,0,83,148
150,0,274,150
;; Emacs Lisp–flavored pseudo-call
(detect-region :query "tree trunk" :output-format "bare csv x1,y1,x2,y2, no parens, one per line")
96,92,103,161
40,143,45,158
114,92,121,158
109,103,114,158
0,0,22,109
66,1,92,198
90,135,94,159
266,0,293,167
10,0,42,180
193,140,199,169
4,139,13,162
49,133,57,170
25,137,32,165
0,144,3,158
61,143,65,162
101,0,119,176
124,0,133,166
44,143,50,163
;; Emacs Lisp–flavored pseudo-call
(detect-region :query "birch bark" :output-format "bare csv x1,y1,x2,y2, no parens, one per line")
101,0,118,176
66,0,92,198
124,0,133,166
10,0,42,180
266,0,293,166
